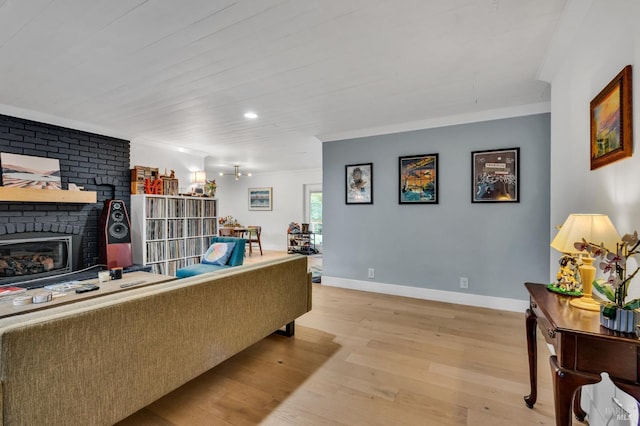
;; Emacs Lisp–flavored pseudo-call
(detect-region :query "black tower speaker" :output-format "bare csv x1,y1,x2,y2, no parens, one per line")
99,199,133,268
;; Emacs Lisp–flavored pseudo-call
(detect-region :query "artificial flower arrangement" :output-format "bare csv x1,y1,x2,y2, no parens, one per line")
575,231,640,319
205,179,217,196
218,216,239,227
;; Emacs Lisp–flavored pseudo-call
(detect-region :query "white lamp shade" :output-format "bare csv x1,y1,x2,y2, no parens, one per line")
550,214,621,254
191,171,206,184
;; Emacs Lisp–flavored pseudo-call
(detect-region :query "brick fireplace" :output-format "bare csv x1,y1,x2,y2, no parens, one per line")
0,114,131,269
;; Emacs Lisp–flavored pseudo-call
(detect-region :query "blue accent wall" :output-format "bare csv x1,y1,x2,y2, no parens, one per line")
323,113,550,301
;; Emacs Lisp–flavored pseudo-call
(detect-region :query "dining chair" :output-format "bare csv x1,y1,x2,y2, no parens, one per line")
245,226,263,255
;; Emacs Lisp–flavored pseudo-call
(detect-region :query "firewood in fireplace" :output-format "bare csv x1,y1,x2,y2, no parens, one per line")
0,255,55,277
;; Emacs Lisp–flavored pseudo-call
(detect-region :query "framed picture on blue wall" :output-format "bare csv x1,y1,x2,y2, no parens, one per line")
471,147,519,203
399,154,438,204
345,163,372,204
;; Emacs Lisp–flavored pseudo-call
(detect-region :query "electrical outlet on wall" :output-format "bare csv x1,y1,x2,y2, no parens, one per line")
368,268,375,279
460,277,469,289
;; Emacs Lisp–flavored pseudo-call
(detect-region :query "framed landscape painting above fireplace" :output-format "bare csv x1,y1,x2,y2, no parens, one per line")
0,153,61,189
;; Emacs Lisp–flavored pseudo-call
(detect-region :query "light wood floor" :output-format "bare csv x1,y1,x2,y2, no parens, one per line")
117,252,571,425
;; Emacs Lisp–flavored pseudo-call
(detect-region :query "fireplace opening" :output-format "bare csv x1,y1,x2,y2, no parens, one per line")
0,236,72,286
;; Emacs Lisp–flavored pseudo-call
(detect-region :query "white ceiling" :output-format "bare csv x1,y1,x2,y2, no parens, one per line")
0,0,567,173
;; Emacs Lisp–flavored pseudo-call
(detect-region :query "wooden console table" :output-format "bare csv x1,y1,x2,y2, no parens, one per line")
524,282,640,426
0,271,174,319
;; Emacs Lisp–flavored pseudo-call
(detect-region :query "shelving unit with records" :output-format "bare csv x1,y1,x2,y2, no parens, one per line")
131,195,218,276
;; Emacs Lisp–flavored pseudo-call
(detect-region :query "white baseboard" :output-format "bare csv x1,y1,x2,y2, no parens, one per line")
321,276,529,313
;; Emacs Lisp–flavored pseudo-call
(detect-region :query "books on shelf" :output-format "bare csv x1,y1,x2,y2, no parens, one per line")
131,195,218,276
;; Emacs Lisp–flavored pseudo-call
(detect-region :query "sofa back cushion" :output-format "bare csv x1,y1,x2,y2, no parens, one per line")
209,236,246,266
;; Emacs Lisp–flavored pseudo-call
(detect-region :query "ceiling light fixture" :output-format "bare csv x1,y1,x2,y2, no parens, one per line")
244,111,258,119
219,165,252,181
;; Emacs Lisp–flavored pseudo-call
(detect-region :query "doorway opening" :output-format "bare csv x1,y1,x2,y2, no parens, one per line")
304,184,322,253
304,184,322,283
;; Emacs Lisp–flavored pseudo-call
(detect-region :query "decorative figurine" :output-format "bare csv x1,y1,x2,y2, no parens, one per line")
554,254,581,293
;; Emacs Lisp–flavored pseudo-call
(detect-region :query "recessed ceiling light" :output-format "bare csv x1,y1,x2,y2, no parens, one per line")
244,111,258,119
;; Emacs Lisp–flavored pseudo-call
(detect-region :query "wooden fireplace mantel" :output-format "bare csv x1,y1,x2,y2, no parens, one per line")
0,187,97,203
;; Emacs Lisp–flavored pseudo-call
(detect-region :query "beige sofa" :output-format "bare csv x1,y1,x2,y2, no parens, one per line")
0,255,311,426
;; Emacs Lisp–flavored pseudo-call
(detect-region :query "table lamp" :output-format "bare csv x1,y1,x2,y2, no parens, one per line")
191,171,206,185
191,171,206,193
550,214,621,311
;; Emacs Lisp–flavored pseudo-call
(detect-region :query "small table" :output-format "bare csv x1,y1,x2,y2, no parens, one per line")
0,271,175,319
233,227,248,238
220,227,248,237
524,282,640,426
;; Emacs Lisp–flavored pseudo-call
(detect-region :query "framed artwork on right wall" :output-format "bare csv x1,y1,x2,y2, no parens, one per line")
590,65,633,170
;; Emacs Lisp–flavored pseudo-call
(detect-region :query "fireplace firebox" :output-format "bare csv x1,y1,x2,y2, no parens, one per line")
0,236,72,286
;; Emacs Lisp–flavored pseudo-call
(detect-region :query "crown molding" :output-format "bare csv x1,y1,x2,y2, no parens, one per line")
0,103,128,140
317,102,550,142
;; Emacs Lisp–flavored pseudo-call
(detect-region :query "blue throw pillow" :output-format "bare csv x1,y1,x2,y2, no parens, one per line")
201,242,236,266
